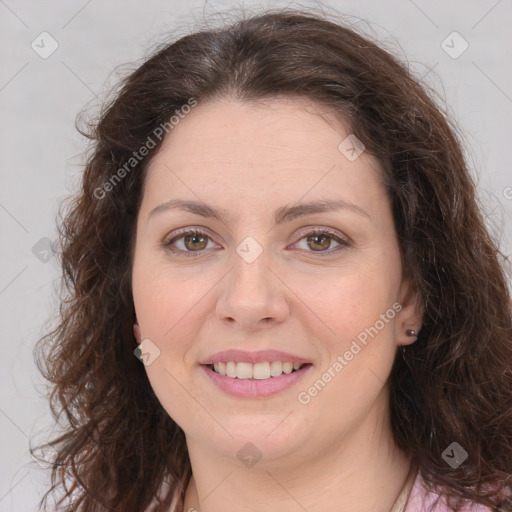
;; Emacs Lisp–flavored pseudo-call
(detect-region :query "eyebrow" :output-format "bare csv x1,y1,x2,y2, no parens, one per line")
148,198,370,226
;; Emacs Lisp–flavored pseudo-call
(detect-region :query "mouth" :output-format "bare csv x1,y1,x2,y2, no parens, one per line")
199,359,313,398
204,361,312,380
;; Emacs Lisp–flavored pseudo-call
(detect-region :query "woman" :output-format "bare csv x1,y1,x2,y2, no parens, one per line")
34,8,512,512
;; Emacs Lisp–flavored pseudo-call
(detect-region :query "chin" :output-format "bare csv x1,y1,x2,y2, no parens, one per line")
184,412,316,465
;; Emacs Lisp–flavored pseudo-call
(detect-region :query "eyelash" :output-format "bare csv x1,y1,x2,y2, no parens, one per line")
161,227,352,258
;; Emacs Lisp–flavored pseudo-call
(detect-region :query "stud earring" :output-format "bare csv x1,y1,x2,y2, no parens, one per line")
406,329,417,337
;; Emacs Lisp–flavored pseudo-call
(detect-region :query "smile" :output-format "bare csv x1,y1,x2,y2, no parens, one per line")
209,361,306,379
200,361,312,398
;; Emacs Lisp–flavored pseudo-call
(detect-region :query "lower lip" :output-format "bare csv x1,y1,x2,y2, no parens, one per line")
200,364,312,398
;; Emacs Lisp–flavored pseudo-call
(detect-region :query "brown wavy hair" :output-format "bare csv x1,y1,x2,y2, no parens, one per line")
34,8,512,512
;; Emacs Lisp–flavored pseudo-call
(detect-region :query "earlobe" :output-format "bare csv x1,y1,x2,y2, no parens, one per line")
133,322,142,344
395,277,424,346
401,326,420,346
397,322,422,347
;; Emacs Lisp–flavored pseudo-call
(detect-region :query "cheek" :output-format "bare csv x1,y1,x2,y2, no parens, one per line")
292,258,400,345
132,261,206,426
132,252,209,338
294,266,400,427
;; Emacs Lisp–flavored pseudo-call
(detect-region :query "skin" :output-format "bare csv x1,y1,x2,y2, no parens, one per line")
131,96,423,512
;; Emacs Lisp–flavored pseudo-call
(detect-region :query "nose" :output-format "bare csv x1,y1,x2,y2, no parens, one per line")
215,250,290,331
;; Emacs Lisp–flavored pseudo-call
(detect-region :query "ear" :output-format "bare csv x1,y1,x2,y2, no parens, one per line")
133,321,142,344
394,277,424,347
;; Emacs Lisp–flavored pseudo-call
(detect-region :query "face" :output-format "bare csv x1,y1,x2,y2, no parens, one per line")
131,96,420,466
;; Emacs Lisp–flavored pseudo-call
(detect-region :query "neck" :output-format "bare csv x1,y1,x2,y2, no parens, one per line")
183,394,412,512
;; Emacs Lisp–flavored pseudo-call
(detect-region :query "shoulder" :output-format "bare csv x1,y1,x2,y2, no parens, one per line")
404,470,494,512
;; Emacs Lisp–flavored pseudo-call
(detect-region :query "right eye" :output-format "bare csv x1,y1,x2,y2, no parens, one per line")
162,229,221,257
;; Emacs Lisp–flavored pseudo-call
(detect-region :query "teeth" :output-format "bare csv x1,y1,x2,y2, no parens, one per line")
252,362,270,379
226,361,237,378
282,362,293,374
269,361,283,377
212,361,305,379
236,362,253,379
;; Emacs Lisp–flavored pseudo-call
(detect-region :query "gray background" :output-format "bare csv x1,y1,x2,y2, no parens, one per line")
1,0,511,510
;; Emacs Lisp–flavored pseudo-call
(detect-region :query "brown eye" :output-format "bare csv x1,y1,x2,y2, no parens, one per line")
183,233,208,251
163,229,217,257
292,229,351,256
306,234,332,251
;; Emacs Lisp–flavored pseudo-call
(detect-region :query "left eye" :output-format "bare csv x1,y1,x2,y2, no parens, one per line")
292,231,348,254
163,229,349,257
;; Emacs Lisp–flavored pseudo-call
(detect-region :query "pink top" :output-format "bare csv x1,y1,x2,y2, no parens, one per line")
403,470,494,512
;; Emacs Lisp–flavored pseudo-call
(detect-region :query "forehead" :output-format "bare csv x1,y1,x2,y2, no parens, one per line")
148,96,350,170
140,96,386,219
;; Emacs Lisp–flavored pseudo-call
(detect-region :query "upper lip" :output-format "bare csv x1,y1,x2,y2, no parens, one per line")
200,349,311,365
